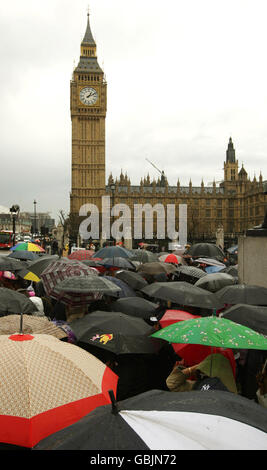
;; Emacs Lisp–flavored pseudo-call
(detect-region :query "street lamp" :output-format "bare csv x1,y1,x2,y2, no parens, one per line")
9,204,20,246
33,199,37,237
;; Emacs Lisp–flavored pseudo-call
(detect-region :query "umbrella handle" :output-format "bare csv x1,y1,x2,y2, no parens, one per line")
20,312,23,335
108,389,119,415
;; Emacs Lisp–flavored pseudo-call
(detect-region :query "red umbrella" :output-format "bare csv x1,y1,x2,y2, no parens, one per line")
68,250,95,261
159,310,236,376
163,254,180,264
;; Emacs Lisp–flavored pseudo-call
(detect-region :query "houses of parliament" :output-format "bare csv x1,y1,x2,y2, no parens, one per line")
70,13,267,248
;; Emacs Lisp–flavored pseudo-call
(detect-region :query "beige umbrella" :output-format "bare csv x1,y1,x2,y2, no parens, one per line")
0,334,118,448
0,314,68,340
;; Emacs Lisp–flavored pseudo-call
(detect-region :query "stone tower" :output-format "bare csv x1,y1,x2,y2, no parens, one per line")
70,12,107,216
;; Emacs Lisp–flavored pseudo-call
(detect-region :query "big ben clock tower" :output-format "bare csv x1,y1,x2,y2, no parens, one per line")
70,11,107,218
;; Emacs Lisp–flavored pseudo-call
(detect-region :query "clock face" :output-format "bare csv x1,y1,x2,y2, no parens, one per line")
80,87,98,105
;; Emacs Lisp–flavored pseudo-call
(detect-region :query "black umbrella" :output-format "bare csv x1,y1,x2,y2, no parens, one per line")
141,281,222,309
110,297,159,319
92,246,133,259
220,303,267,336
98,257,136,270
130,250,158,263
103,276,137,298
185,243,226,262
115,270,148,290
34,389,267,450
137,262,176,275
195,273,237,293
7,251,40,261
21,255,60,278
173,265,207,284
216,284,267,306
0,287,38,316
0,257,27,272
70,311,162,355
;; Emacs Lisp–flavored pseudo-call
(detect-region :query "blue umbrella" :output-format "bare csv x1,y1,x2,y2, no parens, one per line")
103,276,137,298
205,266,225,274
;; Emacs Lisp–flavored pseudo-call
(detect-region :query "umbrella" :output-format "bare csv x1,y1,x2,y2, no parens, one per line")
137,262,176,275
194,257,226,267
52,275,121,305
0,314,68,340
110,297,159,320
205,265,225,274
141,281,223,309
92,246,133,259
216,284,267,306
221,265,238,277
159,310,236,373
130,250,158,263
70,311,162,355
67,249,95,261
10,242,45,253
0,257,26,272
34,389,267,450
0,287,38,316
0,333,118,448
103,276,136,298
7,251,40,261
227,245,238,254
185,243,226,262
159,253,186,265
151,315,267,350
98,257,136,271
115,270,148,290
41,258,99,299
17,255,60,283
195,273,237,293
173,265,207,284
221,304,267,336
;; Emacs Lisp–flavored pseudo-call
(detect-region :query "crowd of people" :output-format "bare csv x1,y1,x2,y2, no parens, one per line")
1,242,267,411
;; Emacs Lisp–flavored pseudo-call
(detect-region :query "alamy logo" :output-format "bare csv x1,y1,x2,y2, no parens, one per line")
79,196,187,247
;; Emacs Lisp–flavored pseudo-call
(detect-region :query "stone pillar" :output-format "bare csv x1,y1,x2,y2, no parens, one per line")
238,230,267,287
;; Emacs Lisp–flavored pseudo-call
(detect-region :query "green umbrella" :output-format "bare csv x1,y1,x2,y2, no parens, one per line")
151,316,267,350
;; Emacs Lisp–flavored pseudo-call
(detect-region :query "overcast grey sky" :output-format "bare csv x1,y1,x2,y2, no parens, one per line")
1,0,267,222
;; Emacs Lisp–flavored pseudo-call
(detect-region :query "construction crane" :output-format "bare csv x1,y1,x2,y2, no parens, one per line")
146,158,167,186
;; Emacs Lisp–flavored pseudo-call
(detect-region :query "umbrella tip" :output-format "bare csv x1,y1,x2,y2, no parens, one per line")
108,389,119,415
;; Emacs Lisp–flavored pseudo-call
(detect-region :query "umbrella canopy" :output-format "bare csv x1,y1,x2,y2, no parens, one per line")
70,311,162,355
7,251,40,261
141,281,222,309
0,314,68,340
151,315,267,350
173,265,207,284
0,257,26,272
227,245,238,254
41,258,99,299
10,242,45,253
205,265,225,274
98,257,136,271
216,284,267,306
110,297,159,320
34,389,267,450
67,250,95,261
92,246,133,259
130,250,158,263
115,270,148,291
103,276,136,298
0,333,118,448
0,287,38,316
194,257,226,267
159,253,186,265
52,275,121,306
17,255,60,283
195,273,237,293
137,262,176,275
159,310,236,372
185,243,225,262
221,303,267,336
221,265,238,277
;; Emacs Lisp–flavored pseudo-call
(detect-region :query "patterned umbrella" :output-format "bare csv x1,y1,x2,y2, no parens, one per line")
67,250,95,261
152,316,267,350
0,314,67,340
53,275,121,306
10,242,45,253
41,259,98,300
0,334,118,448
